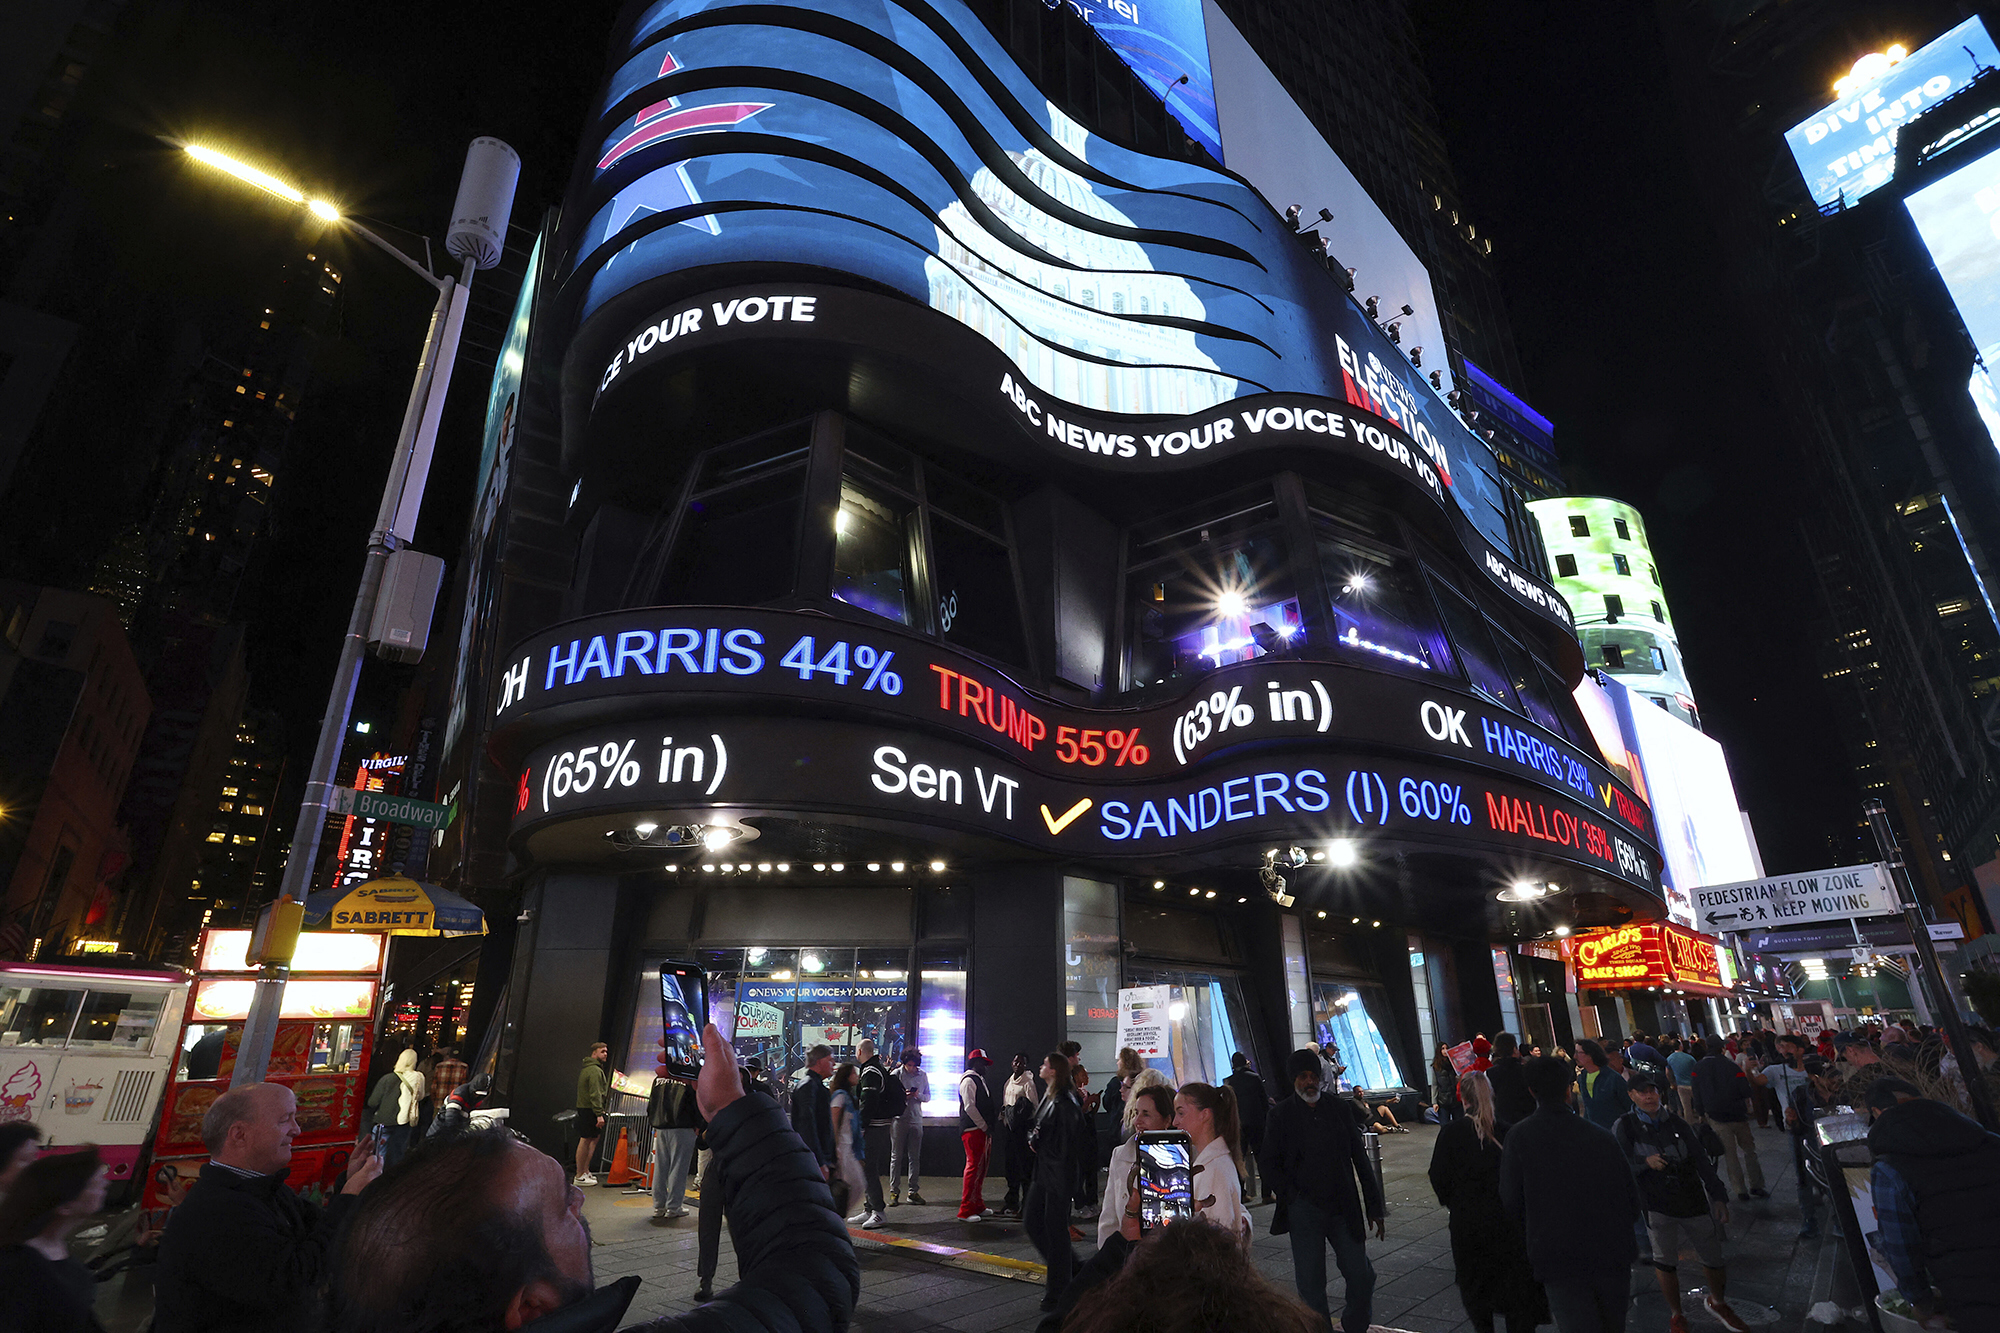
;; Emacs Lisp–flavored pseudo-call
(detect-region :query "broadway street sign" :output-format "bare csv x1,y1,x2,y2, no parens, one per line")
327,785,452,830
1693,862,1897,934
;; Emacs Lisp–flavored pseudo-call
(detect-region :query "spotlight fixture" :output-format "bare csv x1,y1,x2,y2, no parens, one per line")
1317,910,1327,918
1284,846,1308,868
701,863,715,873
1429,370,1444,390
703,826,733,851
1189,887,1200,896
831,862,845,872
1398,302,1414,317
1364,295,1380,320
635,823,658,837
1326,840,1359,867
664,865,679,873
1310,851,1326,862
1554,925,1572,938
757,862,772,872
776,863,790,872
1204,890,1217,899
891,861,906,873
1495,880,1554,903
867,862,881,872
1153,880,1166,890
1237,896,1248,904
1409,346,1422,367
1217,589,1248,617
1317,206,1333,223
930,860,946,871
1385,320,1402,346
813,863,826,871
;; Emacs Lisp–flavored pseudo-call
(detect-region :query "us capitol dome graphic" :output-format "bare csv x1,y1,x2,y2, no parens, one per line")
926,107,1237,416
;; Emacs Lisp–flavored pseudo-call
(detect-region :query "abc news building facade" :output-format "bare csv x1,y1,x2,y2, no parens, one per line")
447,0,1671,1149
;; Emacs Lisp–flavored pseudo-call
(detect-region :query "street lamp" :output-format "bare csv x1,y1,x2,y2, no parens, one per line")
185,138,520,1088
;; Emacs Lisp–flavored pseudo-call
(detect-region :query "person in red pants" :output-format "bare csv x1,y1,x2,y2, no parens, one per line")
957,1049,996,1220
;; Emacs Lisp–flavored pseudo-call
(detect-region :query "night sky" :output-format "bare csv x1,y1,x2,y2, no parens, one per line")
17,1,1857,877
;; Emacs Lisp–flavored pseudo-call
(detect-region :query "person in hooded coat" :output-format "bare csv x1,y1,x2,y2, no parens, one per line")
363,1048,427,1167
1866,1079,2000,1327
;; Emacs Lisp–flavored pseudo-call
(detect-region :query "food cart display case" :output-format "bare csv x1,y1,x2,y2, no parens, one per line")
142,929,387,1229
0,959,193,1193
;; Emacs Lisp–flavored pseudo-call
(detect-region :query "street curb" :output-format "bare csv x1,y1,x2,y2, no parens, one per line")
846,1225,1048,1284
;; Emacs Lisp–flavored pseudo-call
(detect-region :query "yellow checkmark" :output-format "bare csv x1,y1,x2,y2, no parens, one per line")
1040,798,1092,835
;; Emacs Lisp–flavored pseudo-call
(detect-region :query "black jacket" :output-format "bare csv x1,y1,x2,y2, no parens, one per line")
1690,1055,1751,1123
1612,1107,1725,1218
1427,1117,1546,1323
0,1245,103,1333
516,1091,860,1333
648,1075,706,1132
1225,1070,1271,1143
1868,1096,2000,1317
857,1057,891,1124
1498,1103,1640,1284
1030,1088,1088,1192
1262,1092,1384,1239
789,1073,834,1167
154,1162,357,1333
1486,1057,1535,1126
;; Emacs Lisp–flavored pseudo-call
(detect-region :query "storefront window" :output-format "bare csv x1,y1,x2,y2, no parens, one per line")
664,947,945,1110
1064,877,1120,1077
1311,981,1404,1091
1125,486,1298,686
1492,948,1523,1037
1125,965,1256,1088
1407,934,1436,1078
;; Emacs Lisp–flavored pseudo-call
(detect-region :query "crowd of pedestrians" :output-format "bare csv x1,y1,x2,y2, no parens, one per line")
4,1017,1999,1332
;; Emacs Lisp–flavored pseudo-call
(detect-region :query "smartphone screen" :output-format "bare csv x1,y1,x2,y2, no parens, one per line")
659,962,708,1079
370,1123,389,1160
1135,1130,1194,1231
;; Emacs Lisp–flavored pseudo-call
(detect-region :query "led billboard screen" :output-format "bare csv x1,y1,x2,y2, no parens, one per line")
1601,673,1759,926
1070,0,1220,163
1201,0,1449,400
571,0,1519,554
1906,145,2000,455
1784,17,2000,210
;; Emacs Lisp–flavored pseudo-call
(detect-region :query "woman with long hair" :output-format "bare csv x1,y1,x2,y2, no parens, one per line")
1427,1072,1547,1333
1097,1083,1177,1244
0,1145,109,1332
1061,1040,1100,1214
1027,1050,1088,1311
1174,1082,1249,1246
1433,1045,1462,1123
828,1062,870,1225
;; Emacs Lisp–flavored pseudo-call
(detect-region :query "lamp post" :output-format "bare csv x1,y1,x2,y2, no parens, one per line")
183,139,520,1087
1863,798,1997,1130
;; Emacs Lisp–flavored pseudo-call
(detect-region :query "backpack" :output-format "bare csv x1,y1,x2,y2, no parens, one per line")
877,1069,910,1119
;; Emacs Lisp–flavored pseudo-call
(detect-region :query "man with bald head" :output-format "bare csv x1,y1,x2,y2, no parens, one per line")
156,1081,382,1331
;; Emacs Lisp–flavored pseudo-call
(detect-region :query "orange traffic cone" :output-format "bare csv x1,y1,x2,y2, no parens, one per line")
607,1127,635,1185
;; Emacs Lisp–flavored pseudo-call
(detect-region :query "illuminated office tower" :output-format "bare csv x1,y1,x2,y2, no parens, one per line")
1531,497,1698,726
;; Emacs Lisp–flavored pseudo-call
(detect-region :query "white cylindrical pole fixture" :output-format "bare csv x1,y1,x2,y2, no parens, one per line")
446,137,520,270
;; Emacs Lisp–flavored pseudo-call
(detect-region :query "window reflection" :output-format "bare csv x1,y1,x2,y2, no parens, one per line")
1126,487,1299,686
1318,526,1452,674
832,481,919,625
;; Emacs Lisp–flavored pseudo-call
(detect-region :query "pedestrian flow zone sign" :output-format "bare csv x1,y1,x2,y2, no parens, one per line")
327,785,452,830
1692,862,1897,934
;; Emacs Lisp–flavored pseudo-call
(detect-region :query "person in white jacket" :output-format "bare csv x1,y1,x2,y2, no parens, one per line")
1175,1081,1249,1247
1097,1083,1176,1243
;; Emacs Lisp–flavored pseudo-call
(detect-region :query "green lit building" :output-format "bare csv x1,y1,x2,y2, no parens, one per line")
1530,497,1699,726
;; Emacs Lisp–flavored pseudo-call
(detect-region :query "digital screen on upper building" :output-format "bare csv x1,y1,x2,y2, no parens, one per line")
574,0,1516,555
1907,144,2000,457
1784,17,2000,210
1068,0,1221,163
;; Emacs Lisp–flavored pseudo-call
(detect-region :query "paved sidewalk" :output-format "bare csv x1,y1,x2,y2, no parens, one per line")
586,1118,1828,1332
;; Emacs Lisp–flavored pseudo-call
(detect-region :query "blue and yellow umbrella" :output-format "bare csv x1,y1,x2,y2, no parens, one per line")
302,874,486,937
